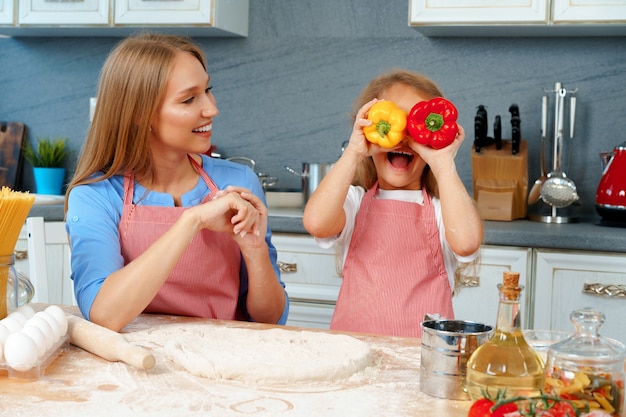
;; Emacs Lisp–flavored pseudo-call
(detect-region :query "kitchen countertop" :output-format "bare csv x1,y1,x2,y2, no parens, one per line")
268,208,626,254
28,204,626,253
0,309,470,417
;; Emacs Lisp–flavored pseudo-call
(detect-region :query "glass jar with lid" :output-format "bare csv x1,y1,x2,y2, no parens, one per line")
543,307,625,417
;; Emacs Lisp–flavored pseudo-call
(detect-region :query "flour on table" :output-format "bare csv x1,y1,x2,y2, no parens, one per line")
148,324,374,384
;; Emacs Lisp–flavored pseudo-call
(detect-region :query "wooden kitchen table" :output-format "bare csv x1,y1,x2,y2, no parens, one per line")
0,308,471,417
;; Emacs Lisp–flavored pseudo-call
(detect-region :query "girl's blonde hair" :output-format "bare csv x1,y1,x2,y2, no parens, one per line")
350,69,446,197
64,33,207,213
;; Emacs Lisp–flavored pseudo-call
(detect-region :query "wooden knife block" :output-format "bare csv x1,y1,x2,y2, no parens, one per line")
471,140,528,221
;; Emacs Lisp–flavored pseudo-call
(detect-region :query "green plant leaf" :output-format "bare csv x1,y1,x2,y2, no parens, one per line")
23,137,69,167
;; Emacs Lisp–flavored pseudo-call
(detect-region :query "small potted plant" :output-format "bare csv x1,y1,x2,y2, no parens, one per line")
23,137,70,195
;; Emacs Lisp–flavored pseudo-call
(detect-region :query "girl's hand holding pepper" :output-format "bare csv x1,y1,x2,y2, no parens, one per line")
408,124,465,176
344,98,382,161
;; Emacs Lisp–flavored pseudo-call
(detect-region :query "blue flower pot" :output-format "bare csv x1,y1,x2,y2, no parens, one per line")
33,167,66,195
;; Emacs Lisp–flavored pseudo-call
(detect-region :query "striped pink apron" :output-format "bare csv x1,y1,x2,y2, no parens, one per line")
119,157,243,319
330,183,454,337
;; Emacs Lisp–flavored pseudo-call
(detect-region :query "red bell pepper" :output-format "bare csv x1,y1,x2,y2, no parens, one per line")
406,97,459,149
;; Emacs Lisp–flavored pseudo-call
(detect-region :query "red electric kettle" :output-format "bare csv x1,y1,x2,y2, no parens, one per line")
596,141,626,222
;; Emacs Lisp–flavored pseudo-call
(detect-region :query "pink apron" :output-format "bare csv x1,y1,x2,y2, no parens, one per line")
330,183,454,337
119,156,243,319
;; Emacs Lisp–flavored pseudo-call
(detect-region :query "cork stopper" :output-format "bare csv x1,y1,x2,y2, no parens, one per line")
500,271,522,301
502,271,520,288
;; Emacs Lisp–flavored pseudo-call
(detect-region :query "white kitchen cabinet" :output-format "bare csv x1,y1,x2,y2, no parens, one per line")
0,0,15,25
272,233,341,329
13,221,72,306
14,224,30,277
409,0,626,36
453,245,532,329
552,0,626,23
18,0,109,26
115,0,218,26
0,0,248,37
534,249,626,345
410,0,549,26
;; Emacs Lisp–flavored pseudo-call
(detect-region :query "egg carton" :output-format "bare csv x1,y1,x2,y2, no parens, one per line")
0,334,69,380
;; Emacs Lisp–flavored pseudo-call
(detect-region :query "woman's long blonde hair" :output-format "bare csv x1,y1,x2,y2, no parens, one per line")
351,69,446,197
64,33,207,213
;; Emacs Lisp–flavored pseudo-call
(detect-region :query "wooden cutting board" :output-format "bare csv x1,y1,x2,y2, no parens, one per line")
0,122,26,189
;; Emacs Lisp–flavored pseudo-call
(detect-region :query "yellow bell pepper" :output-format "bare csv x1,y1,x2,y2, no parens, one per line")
363,100,407,148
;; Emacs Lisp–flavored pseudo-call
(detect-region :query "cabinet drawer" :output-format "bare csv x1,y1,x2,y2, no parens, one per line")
286,301,334,330
273,234,341,304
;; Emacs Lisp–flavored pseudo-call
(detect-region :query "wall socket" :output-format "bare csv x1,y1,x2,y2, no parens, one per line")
89,97,97,122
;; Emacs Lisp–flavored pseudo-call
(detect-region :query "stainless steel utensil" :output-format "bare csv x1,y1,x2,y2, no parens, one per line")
541,85,578,208
285,162,335,204
227,156,278,191
420,319,493,400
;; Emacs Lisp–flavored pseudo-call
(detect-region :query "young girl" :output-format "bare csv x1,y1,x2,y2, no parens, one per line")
303,69,483,338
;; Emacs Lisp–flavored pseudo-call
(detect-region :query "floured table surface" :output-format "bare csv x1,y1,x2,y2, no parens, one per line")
0,311,471,417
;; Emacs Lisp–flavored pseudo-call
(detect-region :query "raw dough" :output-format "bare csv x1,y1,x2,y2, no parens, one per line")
154,324,374,384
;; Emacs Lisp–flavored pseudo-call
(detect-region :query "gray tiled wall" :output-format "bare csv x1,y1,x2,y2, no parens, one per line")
1,0,625,221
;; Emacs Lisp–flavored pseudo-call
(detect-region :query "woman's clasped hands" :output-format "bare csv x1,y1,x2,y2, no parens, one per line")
198,185,268,245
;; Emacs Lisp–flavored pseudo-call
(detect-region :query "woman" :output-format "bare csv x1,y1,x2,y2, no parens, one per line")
65,33,288,331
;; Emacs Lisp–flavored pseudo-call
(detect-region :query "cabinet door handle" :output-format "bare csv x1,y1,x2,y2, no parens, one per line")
458,274,479,288
582,283,626,298
277,261,297,273
14,249,28,260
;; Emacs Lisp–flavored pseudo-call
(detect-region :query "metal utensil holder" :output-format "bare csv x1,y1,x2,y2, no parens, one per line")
528,81,579,224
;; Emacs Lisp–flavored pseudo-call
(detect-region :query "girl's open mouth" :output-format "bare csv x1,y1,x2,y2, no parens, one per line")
387,151,414,169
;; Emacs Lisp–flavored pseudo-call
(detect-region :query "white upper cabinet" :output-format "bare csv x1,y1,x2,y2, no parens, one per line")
410,0,549,26
0,0,15,25
115,0,212,25
0,0,248,37
552,0,626,23
409,0,626,36
18,0,109,26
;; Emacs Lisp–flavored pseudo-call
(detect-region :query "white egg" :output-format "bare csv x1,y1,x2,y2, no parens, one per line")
17,304,36,319
0,323,8,361
0,322,9,345
0,340,3,362
9,311,28,327
0,316,23,334
4,332,39,372
25,316,54,350
35,311,62,343
44,305,68,336
21,325,47,359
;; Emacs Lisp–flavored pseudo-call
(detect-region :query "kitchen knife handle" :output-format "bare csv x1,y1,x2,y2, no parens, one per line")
509,104,521,155
494,115,502,150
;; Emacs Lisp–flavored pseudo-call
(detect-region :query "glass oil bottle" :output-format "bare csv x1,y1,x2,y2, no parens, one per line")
465,271,544,400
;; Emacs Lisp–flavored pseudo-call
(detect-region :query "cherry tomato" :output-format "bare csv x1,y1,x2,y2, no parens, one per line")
468,398,495,417
468,398,519,417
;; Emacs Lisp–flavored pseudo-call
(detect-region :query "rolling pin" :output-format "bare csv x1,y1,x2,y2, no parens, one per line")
66,314,156,371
